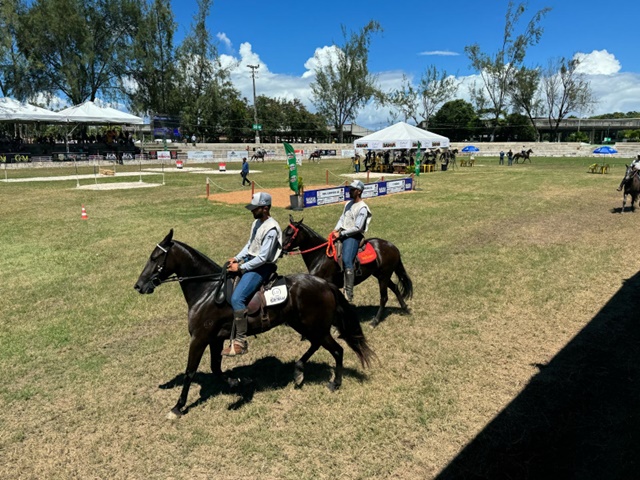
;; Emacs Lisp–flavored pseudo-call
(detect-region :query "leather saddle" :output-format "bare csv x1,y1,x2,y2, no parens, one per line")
213,271,288,331
333,239,377,270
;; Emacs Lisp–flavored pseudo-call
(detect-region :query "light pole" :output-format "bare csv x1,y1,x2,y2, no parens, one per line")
248,64,260,144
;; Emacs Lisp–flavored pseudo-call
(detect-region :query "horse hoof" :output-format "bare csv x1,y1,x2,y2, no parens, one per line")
166,408,182,420
294,373,304,387
370,319,380,328
326,381,340,392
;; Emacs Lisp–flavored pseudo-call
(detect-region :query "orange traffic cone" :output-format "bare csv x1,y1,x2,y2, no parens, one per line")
81,205,88,220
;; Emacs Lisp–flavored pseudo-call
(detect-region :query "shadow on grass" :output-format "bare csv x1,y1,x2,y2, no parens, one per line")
436,271,640,479
159,356,367,412
357,305,410,326
611,206,636,213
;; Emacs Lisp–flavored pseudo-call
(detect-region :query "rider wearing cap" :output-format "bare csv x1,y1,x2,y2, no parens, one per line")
331,180,372,302
223,192,282,356
617,153,640,191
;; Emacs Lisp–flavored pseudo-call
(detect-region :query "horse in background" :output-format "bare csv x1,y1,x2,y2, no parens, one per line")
308,150,321,162
622,164,640,213
282,217,413,326
513,148,533,164
134,230,374,418
250,149,266,162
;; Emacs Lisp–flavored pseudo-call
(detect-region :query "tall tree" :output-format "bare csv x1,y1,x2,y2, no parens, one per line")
430,99,480,142
17,0,140,105
541,56,594,141
0,0,35,99
310,20,382,142
175,0,230,140
464,1,550,140
387,66,458,128
126,0,180,116
508,66,543,140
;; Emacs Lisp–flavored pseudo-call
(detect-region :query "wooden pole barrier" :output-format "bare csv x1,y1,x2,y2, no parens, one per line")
326,169,329,185
367,170,370,183
206,177,210,198
251,181,255,196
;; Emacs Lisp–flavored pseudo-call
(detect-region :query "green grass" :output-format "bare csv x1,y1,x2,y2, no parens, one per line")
0,155,637,479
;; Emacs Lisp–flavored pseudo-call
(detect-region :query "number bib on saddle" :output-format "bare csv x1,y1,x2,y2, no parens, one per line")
264,284,288,306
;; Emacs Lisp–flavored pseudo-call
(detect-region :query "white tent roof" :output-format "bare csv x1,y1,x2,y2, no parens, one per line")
354,121,450,150
0,97,66,122
58,101,143,125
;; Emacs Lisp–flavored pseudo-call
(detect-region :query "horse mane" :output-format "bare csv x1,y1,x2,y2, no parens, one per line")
298,220,326,242
173,240,223,273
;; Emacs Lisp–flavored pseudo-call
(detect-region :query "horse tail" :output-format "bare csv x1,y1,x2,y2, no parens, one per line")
330,284,375,368
395,258,414,300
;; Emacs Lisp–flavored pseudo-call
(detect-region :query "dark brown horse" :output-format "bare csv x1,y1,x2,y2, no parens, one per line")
308,150,321,162
513,148,533,164
622,165,640,213
282,216,413,326
134,230,374,418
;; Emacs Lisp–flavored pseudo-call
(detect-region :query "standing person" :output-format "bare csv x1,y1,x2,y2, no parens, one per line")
354,154,361,173
499,150,505,165
223,192,282,356
507,149,514,166
331,180,372,302
191,134,196,146
241,157,250,186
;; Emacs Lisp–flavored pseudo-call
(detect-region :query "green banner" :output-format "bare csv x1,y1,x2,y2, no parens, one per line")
414,141,421,176
283,142,299,194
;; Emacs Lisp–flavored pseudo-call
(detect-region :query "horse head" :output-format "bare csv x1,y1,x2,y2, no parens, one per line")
282,215,305,252
134,229,176,294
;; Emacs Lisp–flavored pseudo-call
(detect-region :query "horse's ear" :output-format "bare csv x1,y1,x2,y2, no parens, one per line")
289,214,295,223
162,229,174,245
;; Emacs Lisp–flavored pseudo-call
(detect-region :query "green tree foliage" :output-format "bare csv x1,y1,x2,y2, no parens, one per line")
126,0,180,116
465,1,550,140
590,112,640,120
508,66,543,139
541,56,594,141
0,0,35,100
386,66,458,129
503,112,537,141
310,20,382,142
430,99,479,141
17,0,140,105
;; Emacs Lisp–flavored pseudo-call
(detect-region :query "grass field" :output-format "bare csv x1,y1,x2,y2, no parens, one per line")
1,156,639,479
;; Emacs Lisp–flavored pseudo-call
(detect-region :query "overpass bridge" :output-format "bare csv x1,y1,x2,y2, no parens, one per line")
533,118,640,143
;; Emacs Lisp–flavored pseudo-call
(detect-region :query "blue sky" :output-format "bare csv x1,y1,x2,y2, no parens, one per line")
169,0,640,129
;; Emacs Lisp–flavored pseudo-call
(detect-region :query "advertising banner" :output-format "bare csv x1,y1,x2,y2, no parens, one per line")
303,177,412,208
187,151,214,161
283,142,299,194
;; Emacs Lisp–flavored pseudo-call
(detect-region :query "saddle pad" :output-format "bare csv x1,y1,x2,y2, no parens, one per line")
264,277,288,306
357,242,377,265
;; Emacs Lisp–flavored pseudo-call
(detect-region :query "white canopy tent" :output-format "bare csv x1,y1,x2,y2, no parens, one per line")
57,101,143,125
0,97,66,123
354,122,450,150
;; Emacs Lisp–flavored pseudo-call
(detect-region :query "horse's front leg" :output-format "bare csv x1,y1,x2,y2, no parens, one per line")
622,193,627,213
371,278,390,327
167,334,208,420
209,337,225,376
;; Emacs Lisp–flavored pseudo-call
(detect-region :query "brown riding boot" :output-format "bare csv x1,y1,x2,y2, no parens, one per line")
222,309,248,356
344,268,355,302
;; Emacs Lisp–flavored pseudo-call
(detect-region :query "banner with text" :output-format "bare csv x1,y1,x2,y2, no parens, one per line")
303,177,412,208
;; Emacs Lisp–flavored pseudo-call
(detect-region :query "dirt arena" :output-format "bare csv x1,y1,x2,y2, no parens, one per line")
207,185,335,208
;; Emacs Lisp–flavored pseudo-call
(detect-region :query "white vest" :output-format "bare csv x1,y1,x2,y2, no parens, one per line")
247,217,282,261
341,201,372,232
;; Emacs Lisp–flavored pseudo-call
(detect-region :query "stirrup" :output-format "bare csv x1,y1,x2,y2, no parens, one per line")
222,339,248,357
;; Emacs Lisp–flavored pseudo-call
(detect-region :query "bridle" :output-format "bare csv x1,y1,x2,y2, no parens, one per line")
283,223,336,257
148,243,223,286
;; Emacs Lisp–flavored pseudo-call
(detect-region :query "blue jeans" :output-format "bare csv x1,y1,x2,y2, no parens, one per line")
230,263,275,311
342,237,360,270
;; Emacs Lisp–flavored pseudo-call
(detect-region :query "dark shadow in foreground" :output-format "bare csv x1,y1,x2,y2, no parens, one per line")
436,271,640,479
159,356,366,412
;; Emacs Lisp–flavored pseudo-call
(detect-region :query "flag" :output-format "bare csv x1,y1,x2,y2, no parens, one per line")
414,142,422,176
283,142,299,194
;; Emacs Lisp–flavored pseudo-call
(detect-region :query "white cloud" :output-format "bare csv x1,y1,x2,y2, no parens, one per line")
216,32,232,51
302,45,342,79
574,49,621,75
418,50,459,56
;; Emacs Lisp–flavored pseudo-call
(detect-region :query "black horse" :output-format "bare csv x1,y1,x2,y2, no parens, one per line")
513,148,533,164
308,150,321,162
134,230,374,418
622,165,640,213
282,216,413,326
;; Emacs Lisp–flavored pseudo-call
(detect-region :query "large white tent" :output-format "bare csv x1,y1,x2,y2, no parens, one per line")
0,97,65,123
57,101,143,125
354,122,450,150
